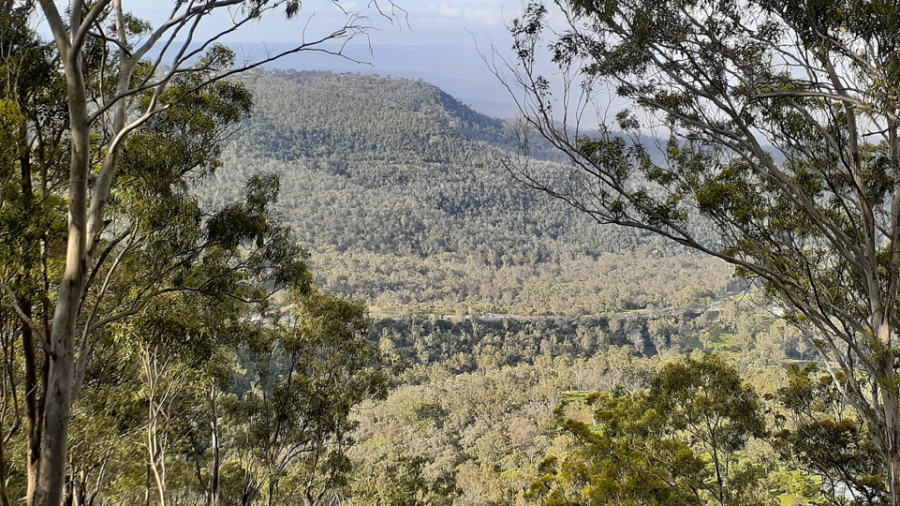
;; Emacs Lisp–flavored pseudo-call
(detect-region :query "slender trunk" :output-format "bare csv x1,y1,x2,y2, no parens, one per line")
885,387,900,506
876,317,900,506
148,421,166,506
889,446,900,506
143,349,166,506
36,37,90,506
22,300,41,506
20,120,42,506
0,419,12,506
210,387,220,506
145,463,151,506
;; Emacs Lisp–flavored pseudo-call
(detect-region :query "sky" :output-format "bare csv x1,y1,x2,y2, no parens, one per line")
126,1,522,46
32,1,604,120
32,1,596,120
115,1,546,119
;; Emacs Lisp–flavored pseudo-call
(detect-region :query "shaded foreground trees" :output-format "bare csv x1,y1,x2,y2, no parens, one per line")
530,356,769,506
773,364,888,504
58,288,386,506
0,1,398,504
527,355,890,506
504,1,900,504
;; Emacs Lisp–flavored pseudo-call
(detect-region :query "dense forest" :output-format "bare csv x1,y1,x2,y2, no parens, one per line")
207,70,732,315
199,70,872,506
1,0,894,504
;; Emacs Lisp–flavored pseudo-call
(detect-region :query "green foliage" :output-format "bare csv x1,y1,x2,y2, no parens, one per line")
529,355,770,506
216,291,387,505
651,355,766,455
369,307,817,377
206,70,733,315
531,393,708,506
0,5,388,504
348,353,594,506
6,2,895,503
507,1,900,502
64,287,387,505
772,364,889,505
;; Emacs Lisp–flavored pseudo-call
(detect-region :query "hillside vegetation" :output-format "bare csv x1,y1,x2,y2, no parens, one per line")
209,70,732,314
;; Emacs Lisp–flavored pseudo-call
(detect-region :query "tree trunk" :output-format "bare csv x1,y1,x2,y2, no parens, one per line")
884,391,900,506
888,445,900,506
0,419,12,506
22,301,41,506
19,115,43,506
148,423,166,506
210,387,220,506
37,278,82,506
35,28,91,506
144,349,167,506
875,317,900,506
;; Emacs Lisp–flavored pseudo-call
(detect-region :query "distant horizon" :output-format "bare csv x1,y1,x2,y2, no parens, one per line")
34,1,594,123
147,39,527,120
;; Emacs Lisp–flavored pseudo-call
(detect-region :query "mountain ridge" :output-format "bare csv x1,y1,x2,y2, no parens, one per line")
207,70,733,314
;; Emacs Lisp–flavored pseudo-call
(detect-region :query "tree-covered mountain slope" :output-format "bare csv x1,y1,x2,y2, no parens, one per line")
232,70,512,161
208,70,732,314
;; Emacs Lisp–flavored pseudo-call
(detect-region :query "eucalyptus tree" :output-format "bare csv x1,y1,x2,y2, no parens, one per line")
773,364,889,505
0,1,401,505
504,0,900,502
60,283,389,506
0,2,68,502
219,292,388,506
529,355,768,506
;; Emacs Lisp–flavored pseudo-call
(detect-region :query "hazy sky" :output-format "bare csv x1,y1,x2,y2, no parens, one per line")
109,1,537,117
125,1,524,47
38,1,596,121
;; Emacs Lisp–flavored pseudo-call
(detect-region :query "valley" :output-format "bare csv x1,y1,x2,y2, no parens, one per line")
211,70,735,316
206,71,830,506
4,2,892,504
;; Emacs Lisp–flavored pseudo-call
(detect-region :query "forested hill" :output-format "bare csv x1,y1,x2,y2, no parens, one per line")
210,70,732,314
231,70,518,162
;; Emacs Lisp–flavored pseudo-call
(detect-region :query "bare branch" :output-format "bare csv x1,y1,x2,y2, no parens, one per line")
0,283,48,350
